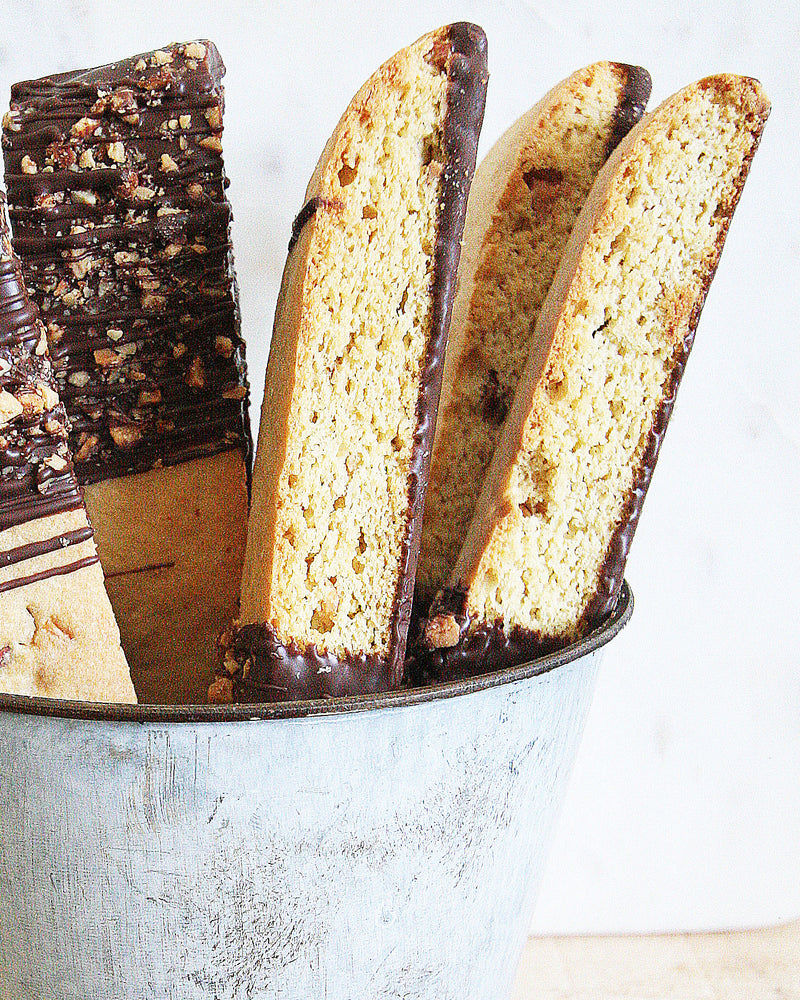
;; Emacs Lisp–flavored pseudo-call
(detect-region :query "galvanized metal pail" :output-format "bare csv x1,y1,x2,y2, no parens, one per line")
0,583,632,1000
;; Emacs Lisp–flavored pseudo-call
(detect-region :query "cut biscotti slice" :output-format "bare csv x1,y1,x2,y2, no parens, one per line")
0,202,135,703
416,61,651,606
211,24,488,703
2,41,250,703
419,74,770,679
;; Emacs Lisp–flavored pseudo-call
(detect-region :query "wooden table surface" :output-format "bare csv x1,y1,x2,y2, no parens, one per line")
511,921,800,999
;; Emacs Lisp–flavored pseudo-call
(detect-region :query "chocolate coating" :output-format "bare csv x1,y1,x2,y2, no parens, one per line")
226,624,393,703
2,41,251,486
606,64,652,159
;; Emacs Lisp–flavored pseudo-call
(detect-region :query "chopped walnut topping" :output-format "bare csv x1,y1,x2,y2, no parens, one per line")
2,111,20,132
35,329,48,356
198,135,222,153
44,454,68,472
123,113,141,126
113,251,140,265
94,347,122,369
178,114,191,129
34,191,57,209
71,117,101,138
109,89,138,114
163,243,182,258
68,371,91,388
40,384,59,410
69,253,93,279
185,356,206,388
133,185,155,200
20,154,37,174
160,153,179,173
141,291,166,311
184,41,207,60
151,49,173,66
214,335,234,358
0,390,24,426
71,190,97,207
116,169,139,199
17,386,53,416
106,328,124,341
222,385,247,400
110,424,142,448
187,182,204,201
142,67,173,91
47,322,65,344
204,106,222,130
135,58,147,72
137,388,162,406
74,433,100,461
78,149,97,169
107,141,126,163
46,141,76,169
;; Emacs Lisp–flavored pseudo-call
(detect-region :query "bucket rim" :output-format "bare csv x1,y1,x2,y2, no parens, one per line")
0,581,632,724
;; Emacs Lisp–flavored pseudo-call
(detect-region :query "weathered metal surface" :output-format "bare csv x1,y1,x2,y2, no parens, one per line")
0,587,631,1000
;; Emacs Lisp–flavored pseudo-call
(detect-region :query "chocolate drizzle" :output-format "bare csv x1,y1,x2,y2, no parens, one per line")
0,525,92,569
223,24,488,704
0,553,99,594
2,41,251,485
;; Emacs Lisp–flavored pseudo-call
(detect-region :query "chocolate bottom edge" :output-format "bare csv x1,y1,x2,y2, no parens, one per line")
213,623,397,703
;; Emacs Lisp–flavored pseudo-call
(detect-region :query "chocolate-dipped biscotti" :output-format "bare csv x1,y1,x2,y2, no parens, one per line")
0,199,134,702
416,62,651,606
420,74,770,680
211,23,488,703
2,41,250,703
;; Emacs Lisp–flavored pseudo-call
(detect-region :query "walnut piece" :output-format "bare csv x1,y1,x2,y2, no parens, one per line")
424,613,461,649
0,390,24,426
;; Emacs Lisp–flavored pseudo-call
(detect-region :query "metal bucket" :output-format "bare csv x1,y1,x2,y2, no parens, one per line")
0,583,632,1000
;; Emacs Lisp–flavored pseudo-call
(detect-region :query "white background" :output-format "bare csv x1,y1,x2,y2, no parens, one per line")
0,0,797,935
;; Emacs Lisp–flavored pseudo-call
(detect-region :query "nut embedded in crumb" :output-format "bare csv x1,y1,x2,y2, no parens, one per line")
110,424,143,449
424,613,461,649
207,676,233,704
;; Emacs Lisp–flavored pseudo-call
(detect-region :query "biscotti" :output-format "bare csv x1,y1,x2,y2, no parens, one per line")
211,23,488,703
2,41,250,703
416,62,651,606
0,199,135,703
419,74,770,679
